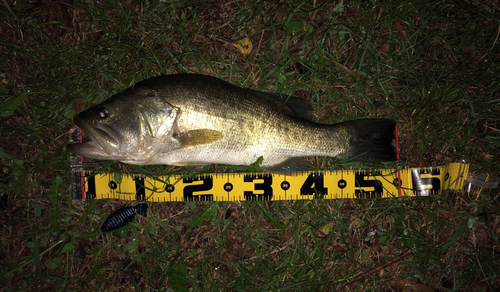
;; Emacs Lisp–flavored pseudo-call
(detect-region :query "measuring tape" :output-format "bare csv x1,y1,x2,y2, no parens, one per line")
71,163,469,202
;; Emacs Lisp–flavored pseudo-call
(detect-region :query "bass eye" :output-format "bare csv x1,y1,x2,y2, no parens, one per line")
97,106,108,119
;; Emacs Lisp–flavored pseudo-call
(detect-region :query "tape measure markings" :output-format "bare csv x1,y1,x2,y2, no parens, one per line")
72,163,469,202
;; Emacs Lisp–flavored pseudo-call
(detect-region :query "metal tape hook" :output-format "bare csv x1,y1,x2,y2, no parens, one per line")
465,170,499,201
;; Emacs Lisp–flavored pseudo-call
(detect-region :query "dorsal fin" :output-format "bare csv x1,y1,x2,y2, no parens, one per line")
251,90,316,120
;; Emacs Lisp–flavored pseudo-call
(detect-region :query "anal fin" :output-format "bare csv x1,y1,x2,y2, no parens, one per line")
262,157,310,174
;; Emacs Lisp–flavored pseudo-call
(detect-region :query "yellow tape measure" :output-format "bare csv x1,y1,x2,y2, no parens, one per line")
72,163,469,201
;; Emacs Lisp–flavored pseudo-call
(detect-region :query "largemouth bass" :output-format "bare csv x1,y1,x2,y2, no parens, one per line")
67,74,396,171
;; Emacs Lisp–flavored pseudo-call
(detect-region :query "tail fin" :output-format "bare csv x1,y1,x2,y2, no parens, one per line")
342,119,396,162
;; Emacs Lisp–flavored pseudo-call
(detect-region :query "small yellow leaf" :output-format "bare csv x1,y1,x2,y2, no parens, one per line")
320,223,334,235
236,37,252,57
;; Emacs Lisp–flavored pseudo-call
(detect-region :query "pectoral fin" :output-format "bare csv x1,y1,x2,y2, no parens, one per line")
174,129,224,148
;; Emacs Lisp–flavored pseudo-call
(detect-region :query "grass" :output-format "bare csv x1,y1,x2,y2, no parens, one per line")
1,0,499,290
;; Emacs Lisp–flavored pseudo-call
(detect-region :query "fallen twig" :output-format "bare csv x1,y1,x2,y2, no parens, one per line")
336,249,413,291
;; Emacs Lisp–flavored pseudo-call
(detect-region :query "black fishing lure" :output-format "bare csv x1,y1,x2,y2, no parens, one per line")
100,203,148,232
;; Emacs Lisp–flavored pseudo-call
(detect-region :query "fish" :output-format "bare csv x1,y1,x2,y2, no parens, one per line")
67,74,396,171
101,203,148,232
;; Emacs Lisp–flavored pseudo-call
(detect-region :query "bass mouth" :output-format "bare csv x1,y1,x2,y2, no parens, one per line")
73,120,122,154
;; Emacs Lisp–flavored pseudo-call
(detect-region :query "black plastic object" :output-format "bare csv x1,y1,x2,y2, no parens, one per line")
100,203,148,232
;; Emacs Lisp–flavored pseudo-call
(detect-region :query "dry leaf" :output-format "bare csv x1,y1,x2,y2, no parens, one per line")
386,279,436,292
320,223,334,235
236,37,252,57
